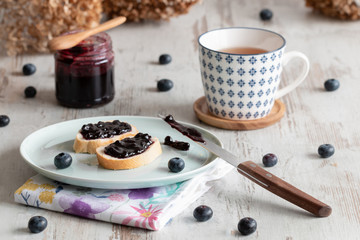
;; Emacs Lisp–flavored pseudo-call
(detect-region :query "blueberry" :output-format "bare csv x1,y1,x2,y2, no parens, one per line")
159,54,172,65
22,63,36,76
318,144,335,158
324,79,340,91
24,86,37,98
157,79,174,92
54,152,72,169
260,9,273,21
262,153,278,167
238,217,257,235
168,157,185,173
0,115,10,127
193,205,213,222
28,216,47,233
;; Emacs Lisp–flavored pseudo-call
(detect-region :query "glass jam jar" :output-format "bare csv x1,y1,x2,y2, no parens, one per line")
55,32,114,108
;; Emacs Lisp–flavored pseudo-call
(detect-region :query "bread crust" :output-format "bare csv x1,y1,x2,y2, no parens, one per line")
96,137,162,170
73,123,138,154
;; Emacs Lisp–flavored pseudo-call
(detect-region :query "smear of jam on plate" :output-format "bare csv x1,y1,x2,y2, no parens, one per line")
164,136,190,151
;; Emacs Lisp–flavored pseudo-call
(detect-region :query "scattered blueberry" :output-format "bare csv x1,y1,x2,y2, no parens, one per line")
168,157,185,173
28,216,47,233
159,54,172,65
324,79,340,91
193,205,213,222
22,63,36,76
157,79,174,92
262,153,278,167
238,217,257,235
0,115,10,127
54,152,72,169
318,144,335,158
24,86,37,98
260,9,273,21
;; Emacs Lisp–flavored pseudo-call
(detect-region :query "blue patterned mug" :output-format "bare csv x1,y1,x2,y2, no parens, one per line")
198,27,309,120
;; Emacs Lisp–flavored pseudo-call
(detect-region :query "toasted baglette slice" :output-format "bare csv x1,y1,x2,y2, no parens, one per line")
73,120,138,154
96,133,162,170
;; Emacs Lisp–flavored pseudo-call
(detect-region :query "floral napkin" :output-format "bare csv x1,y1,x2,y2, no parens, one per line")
14,160,233,230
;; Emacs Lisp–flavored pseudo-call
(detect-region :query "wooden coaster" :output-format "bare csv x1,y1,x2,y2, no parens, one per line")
193,96,286,130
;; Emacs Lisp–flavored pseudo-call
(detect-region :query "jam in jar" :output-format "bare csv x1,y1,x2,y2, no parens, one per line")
55,32,114,108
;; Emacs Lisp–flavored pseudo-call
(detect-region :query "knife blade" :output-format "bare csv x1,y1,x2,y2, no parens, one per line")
159,114,332,217
199,136,268,188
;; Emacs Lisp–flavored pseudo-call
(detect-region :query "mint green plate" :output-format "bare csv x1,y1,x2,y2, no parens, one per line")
20,116,222,189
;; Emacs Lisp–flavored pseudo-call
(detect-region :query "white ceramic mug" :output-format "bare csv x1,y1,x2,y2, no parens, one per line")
198,27,310,120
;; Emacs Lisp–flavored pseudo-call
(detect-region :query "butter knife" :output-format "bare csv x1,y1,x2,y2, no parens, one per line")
159,114,332,217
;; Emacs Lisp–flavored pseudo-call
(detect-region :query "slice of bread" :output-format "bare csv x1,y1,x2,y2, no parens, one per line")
73,121,138,154
96,137,162,170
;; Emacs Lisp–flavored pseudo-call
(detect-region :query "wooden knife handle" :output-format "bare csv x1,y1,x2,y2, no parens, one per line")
237,161,332,217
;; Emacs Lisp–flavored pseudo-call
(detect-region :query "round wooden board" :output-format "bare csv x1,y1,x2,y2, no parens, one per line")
193,96,286,130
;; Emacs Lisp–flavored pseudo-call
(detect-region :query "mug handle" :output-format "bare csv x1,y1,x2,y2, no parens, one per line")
275,51,310,99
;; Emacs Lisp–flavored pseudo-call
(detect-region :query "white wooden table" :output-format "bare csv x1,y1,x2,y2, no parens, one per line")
1,0,360,239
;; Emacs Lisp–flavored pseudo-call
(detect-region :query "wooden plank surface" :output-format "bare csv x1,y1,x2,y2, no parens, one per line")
1,0,360,239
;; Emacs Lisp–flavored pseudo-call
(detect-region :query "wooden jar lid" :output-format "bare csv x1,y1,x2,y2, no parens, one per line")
193,96,286,130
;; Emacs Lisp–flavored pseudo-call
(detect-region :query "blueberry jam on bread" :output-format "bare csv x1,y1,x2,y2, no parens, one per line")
80,120,132,140
73,120,138,154
96,133,162,170
104,133,153,158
